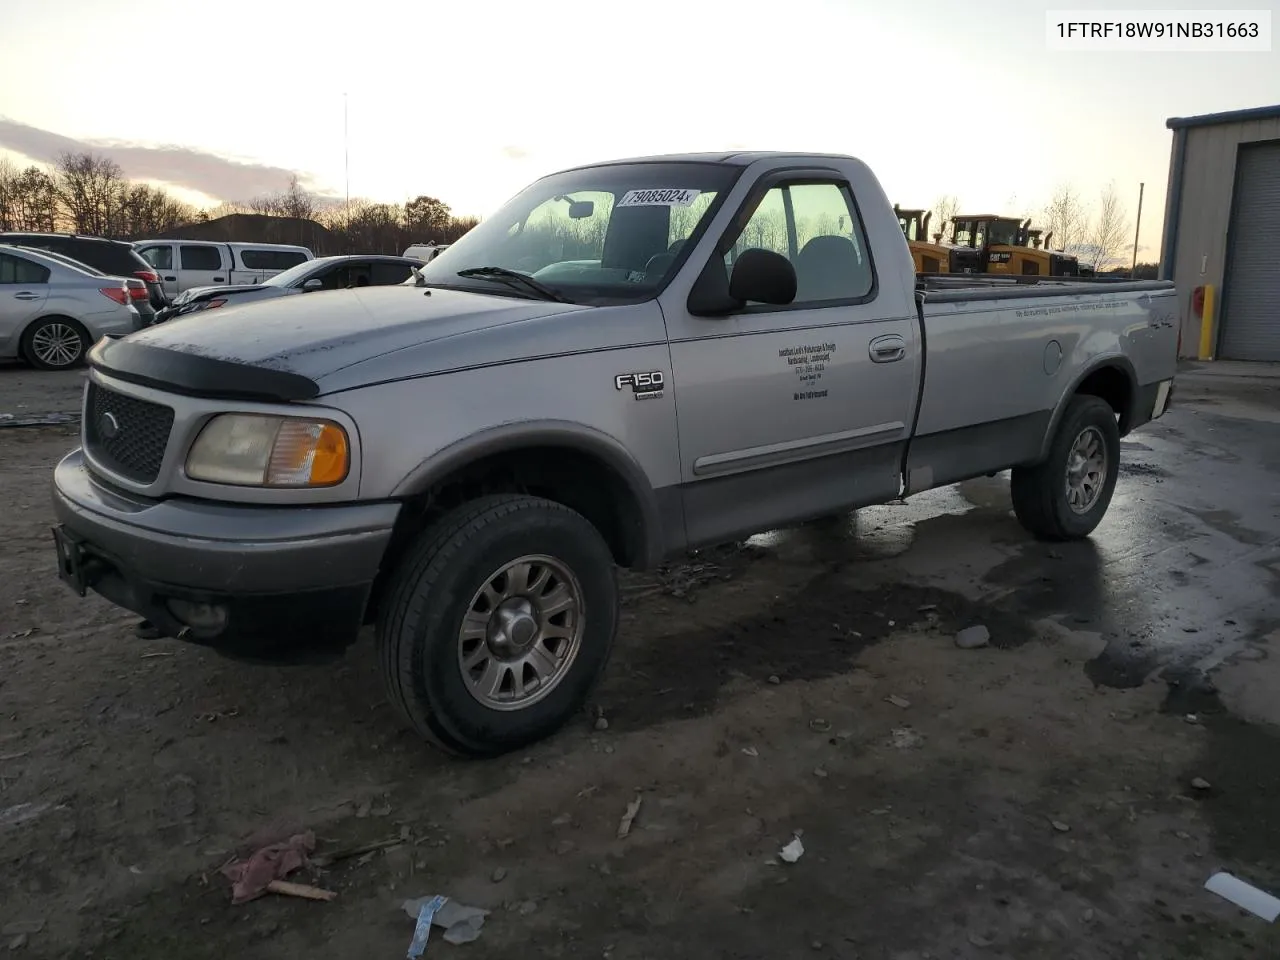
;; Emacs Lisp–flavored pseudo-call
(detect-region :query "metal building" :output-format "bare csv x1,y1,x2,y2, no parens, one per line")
1160,104,1280,361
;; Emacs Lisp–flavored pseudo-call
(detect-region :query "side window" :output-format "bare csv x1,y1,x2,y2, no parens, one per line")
0,253,51,284
239,249,307,270
96,244,140,275
27,238,71,259
725,181,874,304
372,262,413,285
346,263,372,288
139,245,173,270
180,245,222,271
313,266,349,291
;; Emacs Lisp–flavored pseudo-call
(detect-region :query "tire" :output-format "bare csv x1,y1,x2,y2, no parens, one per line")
1011,395,1120,541
376,494,619,757
21,317,90,370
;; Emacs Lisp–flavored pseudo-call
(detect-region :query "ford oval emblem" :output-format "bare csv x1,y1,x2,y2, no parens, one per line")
99,411,120,441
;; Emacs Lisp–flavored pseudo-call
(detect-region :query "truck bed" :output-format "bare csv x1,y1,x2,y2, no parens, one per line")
903,277,1179,495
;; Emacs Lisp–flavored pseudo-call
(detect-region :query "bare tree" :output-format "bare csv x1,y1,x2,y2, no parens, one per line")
1039,184,1089,254
1086,180,1131,270
55,151,126,236
404,195,453,240
337,200,405,254
246,192,284,217
930,194,960,242
28,149,478,253
204,200,252,218
279,175,319,221
0,161,59,232
114,183,195,238
0,157,16,231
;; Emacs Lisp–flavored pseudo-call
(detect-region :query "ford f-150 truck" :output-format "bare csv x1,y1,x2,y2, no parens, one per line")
49,151,1179,758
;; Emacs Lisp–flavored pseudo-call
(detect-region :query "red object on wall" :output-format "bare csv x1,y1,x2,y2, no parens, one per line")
1192,285,1205,317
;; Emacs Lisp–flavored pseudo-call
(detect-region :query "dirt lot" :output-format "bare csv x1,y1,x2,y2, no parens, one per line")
2,363,1280,959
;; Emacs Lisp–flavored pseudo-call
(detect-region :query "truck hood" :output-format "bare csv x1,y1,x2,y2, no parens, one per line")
126,285,586,382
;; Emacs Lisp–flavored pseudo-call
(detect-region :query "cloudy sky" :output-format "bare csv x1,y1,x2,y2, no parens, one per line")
1,0,1276,259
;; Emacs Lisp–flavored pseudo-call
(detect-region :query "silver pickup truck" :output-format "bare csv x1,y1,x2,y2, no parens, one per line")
50,151,1179,757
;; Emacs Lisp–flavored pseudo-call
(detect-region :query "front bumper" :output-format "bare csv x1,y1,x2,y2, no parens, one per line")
51,448,401,657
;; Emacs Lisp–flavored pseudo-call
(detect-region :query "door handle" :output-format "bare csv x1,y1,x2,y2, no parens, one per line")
213,277,225,283
869,334,906,363
14,292,41,301
164,275,176,281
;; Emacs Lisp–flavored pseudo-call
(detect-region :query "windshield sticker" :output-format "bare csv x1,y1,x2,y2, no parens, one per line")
617,189,701,207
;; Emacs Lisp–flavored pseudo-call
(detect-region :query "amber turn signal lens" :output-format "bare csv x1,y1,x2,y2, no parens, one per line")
266,420,349,486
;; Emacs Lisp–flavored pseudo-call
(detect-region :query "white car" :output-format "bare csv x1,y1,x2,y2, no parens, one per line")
0,244,141,369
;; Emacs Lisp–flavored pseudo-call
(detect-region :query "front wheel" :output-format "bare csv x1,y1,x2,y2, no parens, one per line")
1011,395,1120,541
376,495,619,757
22,317,90,370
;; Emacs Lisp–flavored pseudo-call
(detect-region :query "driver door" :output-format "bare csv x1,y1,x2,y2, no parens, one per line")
664,174,921,547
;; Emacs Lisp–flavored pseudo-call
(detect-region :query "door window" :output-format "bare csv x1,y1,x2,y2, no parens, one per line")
180,245,222,271
239,249,308,270
346,263,373,287
311,265,351,291
724,181,874,304
0,253,50,284
139,245,173,270
371,261,414,285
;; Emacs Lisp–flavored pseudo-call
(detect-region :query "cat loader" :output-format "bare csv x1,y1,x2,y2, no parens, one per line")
949,214,1083,277
893,205,981,274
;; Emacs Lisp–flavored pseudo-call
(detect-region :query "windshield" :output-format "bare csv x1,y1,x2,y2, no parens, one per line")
986,219,1023,245
953,221,985,247
262,258,328,288
416,161,741,304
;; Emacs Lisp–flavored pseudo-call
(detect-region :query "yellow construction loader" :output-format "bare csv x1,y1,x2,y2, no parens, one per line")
948,214,1083,276
893,205,981,274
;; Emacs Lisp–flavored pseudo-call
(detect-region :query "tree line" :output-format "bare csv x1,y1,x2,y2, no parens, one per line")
1,150,1156,271
0,151,481,255
929,181,1153,273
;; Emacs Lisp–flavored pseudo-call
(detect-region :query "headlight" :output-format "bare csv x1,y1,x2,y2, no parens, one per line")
185,414,349,487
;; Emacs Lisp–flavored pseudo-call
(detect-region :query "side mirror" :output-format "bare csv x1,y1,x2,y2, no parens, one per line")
688,247,797,316
302,278,323,292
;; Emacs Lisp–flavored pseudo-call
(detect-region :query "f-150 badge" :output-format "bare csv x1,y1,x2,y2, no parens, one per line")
615,371,665,400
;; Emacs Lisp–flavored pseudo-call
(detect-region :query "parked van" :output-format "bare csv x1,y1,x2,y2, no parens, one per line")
403,243,449,263
133,240,314,298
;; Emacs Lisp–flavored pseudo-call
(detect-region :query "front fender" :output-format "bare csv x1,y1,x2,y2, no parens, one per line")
391,419,669,567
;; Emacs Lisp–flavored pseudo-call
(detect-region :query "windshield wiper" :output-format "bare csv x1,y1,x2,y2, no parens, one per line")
454,266,569,303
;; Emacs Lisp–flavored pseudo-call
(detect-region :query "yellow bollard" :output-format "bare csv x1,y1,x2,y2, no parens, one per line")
1197,284,1216,360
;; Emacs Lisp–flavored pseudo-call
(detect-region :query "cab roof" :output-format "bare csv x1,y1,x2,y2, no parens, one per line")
559,151,860,172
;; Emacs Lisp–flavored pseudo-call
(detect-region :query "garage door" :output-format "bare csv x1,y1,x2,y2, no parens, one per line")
1220,141,1280,361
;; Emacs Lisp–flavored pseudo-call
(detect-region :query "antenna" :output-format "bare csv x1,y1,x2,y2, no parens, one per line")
343,92,350,223
1131,182,1144,278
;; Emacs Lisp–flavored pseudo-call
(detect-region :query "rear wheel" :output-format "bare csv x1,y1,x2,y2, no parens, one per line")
376,494,619,757
22,317,90,370
1011,395,1120,541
